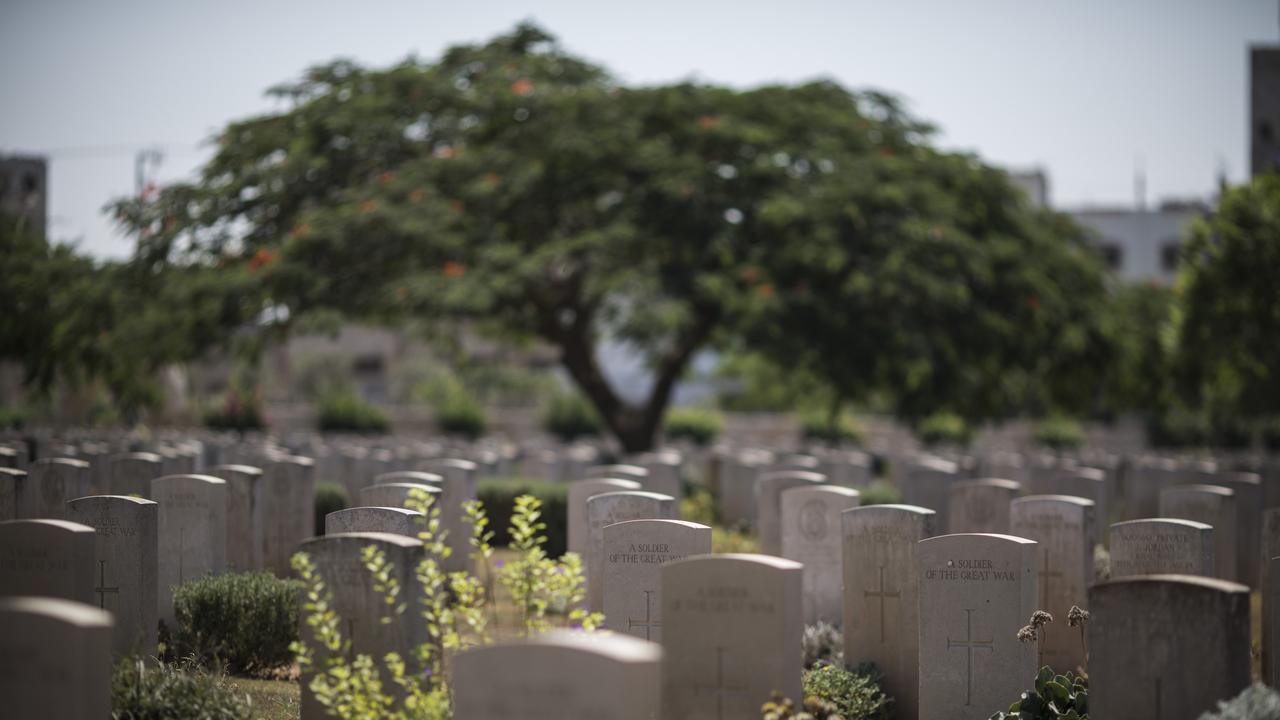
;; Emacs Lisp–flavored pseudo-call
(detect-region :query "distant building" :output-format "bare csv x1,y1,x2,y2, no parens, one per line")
1251,46,1280,177
0,155,48,238
1008,168,1049,208
1068,201,1206,284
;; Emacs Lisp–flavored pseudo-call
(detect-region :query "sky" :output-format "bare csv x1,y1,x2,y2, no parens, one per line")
1,0,1277,258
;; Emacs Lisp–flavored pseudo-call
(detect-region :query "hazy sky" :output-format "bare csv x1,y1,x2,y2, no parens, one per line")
2,0,1276,258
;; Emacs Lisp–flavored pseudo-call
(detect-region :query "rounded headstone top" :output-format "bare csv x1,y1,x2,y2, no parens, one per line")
1222,471,1262,485
372,482,441,493
1092,573,1250,595
152,474,227,486
588,490,675,503
302,531,424,549
959,478,1023,491
587,464,649,478
0,596,114,628
1112,518,1213,531
1012,494,1096,508
330,506,422,518
113,452,162,463
374,471,443,485
667,552,803,571
0,467,26,478
462,628,663,664
920,533,1038,546
33,458,90,469
0,518,96,534
758,470,827,484
207,464,264,476
1066,467,1107,481
842,503,936,516
68,494,158,506
604,518,710,532
782,484,859,498
1162,484,1235,497
424,458,478,472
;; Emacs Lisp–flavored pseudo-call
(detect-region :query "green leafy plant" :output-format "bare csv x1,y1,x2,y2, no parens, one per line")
314,482,350,536
111,656,251,719
680,486,718,527
712,526,760,553
801,411,864,446
543,391,603,442
476,478,568,557
989,666,1089,720
664,407,724,447
1033,416,1084,451
317,389,389,433
434,382,487,440
761,664,892,720
802,621,844,669
0,405,28,430
168,572,301,676
1197,684,1280,720
857,480,903,506
916,411,973,447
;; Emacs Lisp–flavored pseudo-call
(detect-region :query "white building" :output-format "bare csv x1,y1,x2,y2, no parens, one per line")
1067,202,1206,284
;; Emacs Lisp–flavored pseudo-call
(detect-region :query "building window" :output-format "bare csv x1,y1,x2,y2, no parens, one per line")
1098,243,1123,271
1161,241,1181,272
21,172,38,194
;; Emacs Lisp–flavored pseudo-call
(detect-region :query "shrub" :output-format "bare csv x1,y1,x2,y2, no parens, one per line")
802,621,844,669
989,666,1088,719
803,663,892,720
801,412,864,446
317,390,389,433
1146,407,1209,449
543,391,603,441
1198,684,1280,720
712,526,759,553
1034,416,1085,451
916,411,972,447
664,406,724,446
477,478,568,557
169,572,301,675
435,383,488,440
681,486,718,527
202,389,265,432
314,483,350,536
0,405,28,430
858,480,903,506
111,656,251,719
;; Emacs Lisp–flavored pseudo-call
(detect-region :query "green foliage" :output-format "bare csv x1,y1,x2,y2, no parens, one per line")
680,486,718,526
476,478,568,557
111,656,251,719
317,389,390,433
543,390,603,441
664,406,724,446
916,411,973,447
1096,281,1177,418
857,480,903,506
1177,173,1280,422
1033,416,1084,451
712,526,760,553
0,405,27,430
717,351,832,413
434,380,487,440
314,483,350,535
169,572,301,675
1197,684,1280,720
802,621,844,669
202,388,265,432
989,666,1089,720
1146,407,1210,450
801,411,864,446
762,664,892,720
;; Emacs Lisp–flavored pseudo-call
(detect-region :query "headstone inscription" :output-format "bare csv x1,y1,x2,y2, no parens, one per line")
780,484,859,624
66,495,159,657
0,519,96,604
756,470,827,556
325,506,422,537
602,519,711,642
586,491,677,612
21,458,91,519
1109,518,1214,578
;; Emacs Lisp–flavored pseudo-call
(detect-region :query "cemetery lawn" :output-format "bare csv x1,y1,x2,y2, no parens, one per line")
230,676,300,719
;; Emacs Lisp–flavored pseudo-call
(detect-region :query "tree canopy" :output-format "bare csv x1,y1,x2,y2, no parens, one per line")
103,23,1113,449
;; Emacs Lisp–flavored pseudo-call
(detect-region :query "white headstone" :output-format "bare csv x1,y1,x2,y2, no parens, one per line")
1110,518,1214,578
107,452,163,498
947,478,1021,534
779,484,859,624
567,478,642,562
756,470,827,556
66,495,158,657
261,455,315,576
152,474,227,627
602,518,711,642
1158,484,1237,581
899,457,960,531
586,491,677,611
0,519,96,604
205,464,264,572
325,506,422,537
20,458,91,519
0,596,113,719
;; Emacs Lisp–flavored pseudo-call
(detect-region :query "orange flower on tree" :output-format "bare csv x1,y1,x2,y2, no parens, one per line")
697,115,720,130
290,222,312,238
409,188,426,203
248,248,278,273
378,171,396,186
449,199,464,214
741,266,760,282
443,261,466,278
360,198,378,214
511,78,533,96
483,172,503,188
756,283,775,298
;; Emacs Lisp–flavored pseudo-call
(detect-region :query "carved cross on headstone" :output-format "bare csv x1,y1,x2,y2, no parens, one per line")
864,565,901,643
627,589,661,641
1037,546,1062,610
95,559,119,609
694,645,744,720
947,608,993,707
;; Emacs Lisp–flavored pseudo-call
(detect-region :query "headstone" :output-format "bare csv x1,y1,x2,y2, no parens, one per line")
0,467,24,520
372,470,442,487
1089,575,1251,720
359,482,440,510
1029,467,1107,543
1158,484,1237,581
567,478,642,561
719,450,770,528
325,506,422,537
602,519,711,642
586,491,677,611
66,495,158,657
947,478,1021,534
1124,458,1179,519
917,533,1038,720
453,630,662,720
205,464,264,572
1270,555,1280,688
297,532,426,720
20,458,91,520
899,457,960,531
152,474,227,627
1009,495,1095,672
1110,519,1214,578
414,459,478,572
261,455,315,576
780,484,860,624
755,470,827,556
0,596,113,719
662,554,803,719
107,452,163,497
0,519,96,604
628,452,683,502
842,504,936,720
586,464,650,483
1213,472,1264,586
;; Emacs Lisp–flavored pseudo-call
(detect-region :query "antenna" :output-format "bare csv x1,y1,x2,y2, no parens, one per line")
134,147,164,198
1134,155,1147,211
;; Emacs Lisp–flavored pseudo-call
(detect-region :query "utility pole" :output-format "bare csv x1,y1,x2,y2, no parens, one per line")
134,147,164,197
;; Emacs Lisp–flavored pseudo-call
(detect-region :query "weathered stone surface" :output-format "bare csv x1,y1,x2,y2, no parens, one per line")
586,491,676,611
1110,518,1214,578
1212,472,1264,587
627,452,683,503
899,457,960,532
413,459,478,573
107,452,163,498
662,554,803,719
0,596,113,720
842,504,936,720
1028,466,1107,543
602,519,711,642
756,470,827,556
261,456,315,576
918,533,1038,720
0,467,24,520
567,478,642,562
0,519,96,604
205,464,264,572
780,484,859,624
20,458,91,520
586,464,650,482
359,482,440,509
324,506,422,537
372,470,442,487
719,450,771,528
1089,575,1251,720
1009,495,1095,672
453,630,662,720
1159,484,1237,581
152,474,227,627
66,495,158,657
947,478,1021,534
1269,555,1280,688
1124,458,1180,519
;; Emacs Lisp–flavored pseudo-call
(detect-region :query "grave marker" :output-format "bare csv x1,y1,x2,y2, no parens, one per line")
1159,484,1237,581
567,478,642,562
66,495,158,657
205,464,264,572
756,470,827,556
1110,518,1214,578
152,474,227,627
586,491,676,611
261,455,315,576
780,484,859,624
20,458,91,519
0,596,113,720
325,506,422,537
0,519,96,604
899,457,960,531
107,452,163,498
601,518,711,642
948,478,1021,534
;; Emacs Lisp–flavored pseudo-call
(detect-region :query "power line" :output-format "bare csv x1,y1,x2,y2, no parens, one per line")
3,141,205,159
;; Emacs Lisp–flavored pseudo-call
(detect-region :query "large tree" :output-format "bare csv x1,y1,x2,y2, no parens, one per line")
112,23,1109,449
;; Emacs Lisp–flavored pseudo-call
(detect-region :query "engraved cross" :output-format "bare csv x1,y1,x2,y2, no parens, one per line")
947,608,993,707
95,560,120,609
864,565,901,643
627,589,661,641
694,645,744,720
1037,547,1062,610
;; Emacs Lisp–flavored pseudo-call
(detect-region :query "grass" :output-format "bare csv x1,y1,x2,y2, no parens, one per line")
229,676,299,720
